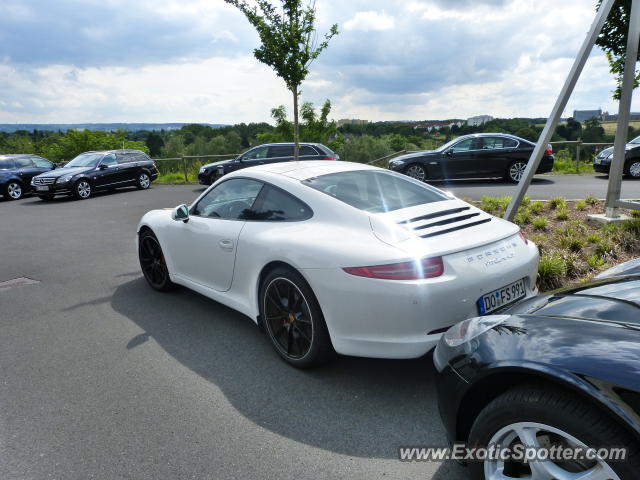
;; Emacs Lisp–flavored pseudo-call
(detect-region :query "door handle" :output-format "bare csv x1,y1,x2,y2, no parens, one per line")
219,239,234,250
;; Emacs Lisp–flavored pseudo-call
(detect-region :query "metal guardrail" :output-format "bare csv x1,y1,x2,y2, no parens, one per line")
549,140,613,173
152,154,241,182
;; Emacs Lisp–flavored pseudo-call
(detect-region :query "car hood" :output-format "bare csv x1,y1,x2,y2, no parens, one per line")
393,151,438,162
35,166,94,178
202,158,236,169
599,144,640,157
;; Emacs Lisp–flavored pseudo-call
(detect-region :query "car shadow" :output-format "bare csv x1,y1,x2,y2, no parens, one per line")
428,177,554,187
17,186,141,206
108,276,465,474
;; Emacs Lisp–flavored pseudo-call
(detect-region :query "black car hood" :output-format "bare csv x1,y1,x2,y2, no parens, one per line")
599,144,640,157
37,166,94,178
202,158,236,169
395,151,438,161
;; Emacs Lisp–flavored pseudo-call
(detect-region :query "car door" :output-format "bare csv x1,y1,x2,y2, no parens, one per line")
267,145,295,164
93,153,120,188
440,137,481,179
476,136,519,176
164,178,264,291
115,152,138,184
238,146,270,170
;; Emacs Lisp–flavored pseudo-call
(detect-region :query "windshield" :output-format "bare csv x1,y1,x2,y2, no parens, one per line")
436,137,468,152
0,159,15,170
65,153,104,168
629,136,640,144
302,170,449,213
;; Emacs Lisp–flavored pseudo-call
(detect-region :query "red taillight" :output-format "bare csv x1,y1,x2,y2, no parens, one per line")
518,231,528,245
322,155,337,160
343,257,444,280
545,145,553,155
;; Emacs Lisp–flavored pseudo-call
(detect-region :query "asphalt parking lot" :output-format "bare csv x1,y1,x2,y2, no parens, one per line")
0,186,466,480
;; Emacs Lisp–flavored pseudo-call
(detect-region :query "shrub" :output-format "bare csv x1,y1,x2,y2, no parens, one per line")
555,208,569,220
631,209,640,218
532,216,548,230
621,218,640,235
538,254,567,290
521,196,531,207
587,254,606,269
584,195,599,206
529,201,545,214
549,197,567,210
595,240,616,257
479,196,500,213
157,172,187,183
575,200,588,211
586,234,602,244
515,208,531,226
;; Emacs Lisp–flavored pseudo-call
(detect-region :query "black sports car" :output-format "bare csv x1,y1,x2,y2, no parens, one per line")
197,142,338,185
389,133,554,183
0,154,56,200
434,261,640,479
594,135,640,178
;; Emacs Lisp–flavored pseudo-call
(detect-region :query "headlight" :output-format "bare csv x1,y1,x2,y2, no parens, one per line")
389,159,404,167
199,167,206,174
443,315,510,347
57,175,73,183
607,153,614,160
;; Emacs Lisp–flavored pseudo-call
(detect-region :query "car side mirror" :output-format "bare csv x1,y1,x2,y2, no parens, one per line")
51,164,57,170
172,204,190,223
99,164,109,170
445,149,453,156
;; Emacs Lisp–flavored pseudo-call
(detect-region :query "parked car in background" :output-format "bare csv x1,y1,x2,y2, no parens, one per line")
594,135,640,178
138,161,539,368
434,273,640,479
197,142,338,185
389,133,554,183
31,149,158,200
0,154,56,200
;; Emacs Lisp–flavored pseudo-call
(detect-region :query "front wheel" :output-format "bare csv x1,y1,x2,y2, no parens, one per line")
4,181,24,200
138,230,175,292
405,163,426,182
73,179,92,200
137,172,151,189
625,159,640,179
506,161,527,183
259,267,333,368
467,383,639,480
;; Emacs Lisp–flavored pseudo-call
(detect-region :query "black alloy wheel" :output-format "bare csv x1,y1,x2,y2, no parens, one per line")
260,267,333,368
625,159,640,179
138,230,175,292
137,172,151,189
506,161,527,183
405,164,426,182
73,179,92,199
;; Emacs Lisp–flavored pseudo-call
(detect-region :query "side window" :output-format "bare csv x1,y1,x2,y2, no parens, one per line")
31,156,53,168
268,145,294,158
300,145,318,156
242,146,269,161
192,178,263,220
14,157,34,168
481,137,518,149
116,153,132,164
101,154,117,166
249,185,312,221
451,138,478,152
503,137,518,148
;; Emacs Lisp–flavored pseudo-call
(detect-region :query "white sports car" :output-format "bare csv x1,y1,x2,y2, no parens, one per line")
137,161,539,367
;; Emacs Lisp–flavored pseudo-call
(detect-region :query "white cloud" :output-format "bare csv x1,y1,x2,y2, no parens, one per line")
344,11,395,32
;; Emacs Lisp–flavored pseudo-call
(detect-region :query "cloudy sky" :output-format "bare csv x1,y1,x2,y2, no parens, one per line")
0,0,637,124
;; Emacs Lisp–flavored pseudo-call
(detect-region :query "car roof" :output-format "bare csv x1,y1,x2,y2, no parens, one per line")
0,154,35,159
461,133,528,141
80,149,145,154
251,142,325,147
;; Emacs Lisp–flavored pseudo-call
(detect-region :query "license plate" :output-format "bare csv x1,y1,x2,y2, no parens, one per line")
36,186,49,191
478,278,526,315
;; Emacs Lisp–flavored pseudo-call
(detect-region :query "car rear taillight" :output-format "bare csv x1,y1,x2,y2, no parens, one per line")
545,145,553,155
343,257,444,280
322,155,337,160
518,231,528,245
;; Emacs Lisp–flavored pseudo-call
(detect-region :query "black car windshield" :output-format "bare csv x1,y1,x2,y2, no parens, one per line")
65,153,104,168
302,170,449,213
0,159,15,169
436,137,469,151
629,135,640,144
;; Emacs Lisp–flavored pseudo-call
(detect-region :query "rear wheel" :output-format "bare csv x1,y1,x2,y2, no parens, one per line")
73,179,92,200
405,164,426,181
137,172,151,189
625,159,640,179
4,181,24,200
138,230,175,292
259,267,333,368
506,161,527,183
468,383,639,480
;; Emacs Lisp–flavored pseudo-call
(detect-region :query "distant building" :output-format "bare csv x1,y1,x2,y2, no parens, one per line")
601,111,640,122
573,109,602,122
413,120,464,132
337,119,369,127
466,115,494,127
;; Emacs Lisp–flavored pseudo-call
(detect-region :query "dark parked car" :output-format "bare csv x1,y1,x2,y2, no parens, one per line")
594,135,640,178
434,267,640,479
197,142,338,185
0,154,56,200
389,133,554,183
31,149,158,200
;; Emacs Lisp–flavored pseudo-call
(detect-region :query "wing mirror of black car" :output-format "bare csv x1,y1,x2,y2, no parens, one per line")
99,164,109,170
445,149,453,156
172,204,190,223
51,164,57,170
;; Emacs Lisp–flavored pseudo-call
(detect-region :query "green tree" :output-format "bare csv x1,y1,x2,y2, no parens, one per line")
597,0,640,99
224,0,338,160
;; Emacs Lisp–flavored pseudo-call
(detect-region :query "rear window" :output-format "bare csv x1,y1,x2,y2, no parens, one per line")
0,159,15,169
300,146,318,156
302,170,449,213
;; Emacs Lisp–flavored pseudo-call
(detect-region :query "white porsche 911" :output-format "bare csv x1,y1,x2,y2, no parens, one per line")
137,161,539,367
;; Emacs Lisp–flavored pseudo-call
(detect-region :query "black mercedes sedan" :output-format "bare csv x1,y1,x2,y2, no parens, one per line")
594,135,640,178
0,154,56,200
434,267,640,479
389,133,554,183
31,149,158,200
197,142,338,185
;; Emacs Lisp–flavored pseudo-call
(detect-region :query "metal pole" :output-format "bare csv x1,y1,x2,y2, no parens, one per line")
182,156,189,183
575,139,581,173
504,0,616,221
605,0,640,218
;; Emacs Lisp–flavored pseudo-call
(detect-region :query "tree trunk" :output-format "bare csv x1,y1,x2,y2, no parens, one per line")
293,85,300,162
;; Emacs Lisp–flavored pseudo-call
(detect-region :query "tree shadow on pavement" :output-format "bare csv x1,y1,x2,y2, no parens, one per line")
109,277,467,477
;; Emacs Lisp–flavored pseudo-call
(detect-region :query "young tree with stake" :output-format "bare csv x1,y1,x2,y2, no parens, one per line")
223,0,338,161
